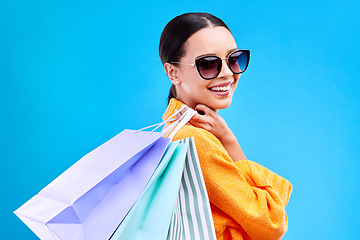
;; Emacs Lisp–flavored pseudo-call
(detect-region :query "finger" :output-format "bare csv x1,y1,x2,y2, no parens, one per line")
191,111,210,123
193,105,217,124
190,115,216,133
195,104,216,117
188,118,211,130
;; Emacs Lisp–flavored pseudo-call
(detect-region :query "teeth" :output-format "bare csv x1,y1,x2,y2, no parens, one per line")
210,85,231,92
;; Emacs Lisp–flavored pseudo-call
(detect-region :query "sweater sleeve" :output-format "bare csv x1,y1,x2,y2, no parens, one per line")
174,125,292,240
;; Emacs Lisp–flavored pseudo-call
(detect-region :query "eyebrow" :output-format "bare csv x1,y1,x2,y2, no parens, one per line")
195,48,239,59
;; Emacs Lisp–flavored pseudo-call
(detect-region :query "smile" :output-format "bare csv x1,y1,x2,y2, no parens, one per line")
209,85,231,92
208,81,233,93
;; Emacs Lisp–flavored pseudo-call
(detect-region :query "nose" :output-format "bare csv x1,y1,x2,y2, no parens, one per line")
217,59,233,79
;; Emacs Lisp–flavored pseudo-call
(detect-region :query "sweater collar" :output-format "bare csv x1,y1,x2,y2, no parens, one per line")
162,98,186,122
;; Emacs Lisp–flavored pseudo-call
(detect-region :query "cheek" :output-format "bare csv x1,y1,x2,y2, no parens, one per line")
193,75,209,90
179,68,204,86
188,68,200,80
178,66,195,81
233,75,241,87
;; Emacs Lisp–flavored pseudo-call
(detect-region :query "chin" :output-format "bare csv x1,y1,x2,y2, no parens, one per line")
216,103,231,110
210,98,233,110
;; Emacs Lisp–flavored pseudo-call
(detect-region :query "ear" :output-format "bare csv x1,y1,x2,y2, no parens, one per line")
164,63,181,85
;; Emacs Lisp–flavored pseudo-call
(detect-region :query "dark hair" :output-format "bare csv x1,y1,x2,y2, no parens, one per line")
159,12,231,103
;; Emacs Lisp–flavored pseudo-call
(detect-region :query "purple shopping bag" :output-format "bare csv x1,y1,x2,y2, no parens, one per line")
14,129,171,240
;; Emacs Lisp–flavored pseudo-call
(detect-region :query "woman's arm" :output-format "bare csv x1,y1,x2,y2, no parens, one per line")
188,104,247,162
173,125,292,240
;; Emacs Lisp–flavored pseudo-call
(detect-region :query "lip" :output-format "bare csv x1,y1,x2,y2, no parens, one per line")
208,81,234,89
208,81,234,96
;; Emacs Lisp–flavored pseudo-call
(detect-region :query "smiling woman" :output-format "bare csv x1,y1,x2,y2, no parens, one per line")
160,13,292,240
165,27,242,110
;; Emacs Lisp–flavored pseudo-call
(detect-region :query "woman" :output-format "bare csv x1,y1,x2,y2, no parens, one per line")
160,13,292,240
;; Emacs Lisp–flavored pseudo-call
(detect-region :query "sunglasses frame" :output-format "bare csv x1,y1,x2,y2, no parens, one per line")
170,49,250,80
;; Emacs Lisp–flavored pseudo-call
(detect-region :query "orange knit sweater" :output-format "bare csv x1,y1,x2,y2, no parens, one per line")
163,98,292,240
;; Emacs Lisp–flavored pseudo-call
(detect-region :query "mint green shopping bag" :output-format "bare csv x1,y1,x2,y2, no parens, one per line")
110,140,188,240
110,107,216,240
110,138,216,240
167,138,216,240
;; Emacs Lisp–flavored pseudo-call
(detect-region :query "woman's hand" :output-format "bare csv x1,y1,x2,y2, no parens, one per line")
189,104,231,143
188,104,247,162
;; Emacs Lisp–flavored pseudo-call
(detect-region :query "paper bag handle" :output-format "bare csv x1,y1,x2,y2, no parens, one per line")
136,104,195,139
136,105,187,132
162,107,195,139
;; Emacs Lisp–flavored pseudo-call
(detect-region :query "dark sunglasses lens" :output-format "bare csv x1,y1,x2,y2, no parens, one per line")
196,56,221,79
229,51,249,73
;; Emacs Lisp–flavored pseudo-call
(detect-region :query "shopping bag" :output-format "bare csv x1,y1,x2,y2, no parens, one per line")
14,129,171,240
109,140,188,240
167,138,216,240
110,108,216,240
110,137,216,240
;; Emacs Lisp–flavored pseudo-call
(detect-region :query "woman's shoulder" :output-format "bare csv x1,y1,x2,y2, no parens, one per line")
173,124,233,162
173,124,219,144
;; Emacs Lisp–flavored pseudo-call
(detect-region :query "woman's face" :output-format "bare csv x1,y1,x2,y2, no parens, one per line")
173,26,240,110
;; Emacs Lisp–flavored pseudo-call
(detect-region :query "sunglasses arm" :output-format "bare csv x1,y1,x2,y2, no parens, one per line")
169,62,195,67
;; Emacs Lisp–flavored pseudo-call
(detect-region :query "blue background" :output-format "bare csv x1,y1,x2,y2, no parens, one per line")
1,0,359,239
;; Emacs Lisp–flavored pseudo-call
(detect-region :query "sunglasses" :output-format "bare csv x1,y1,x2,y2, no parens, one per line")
170,49,250,80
